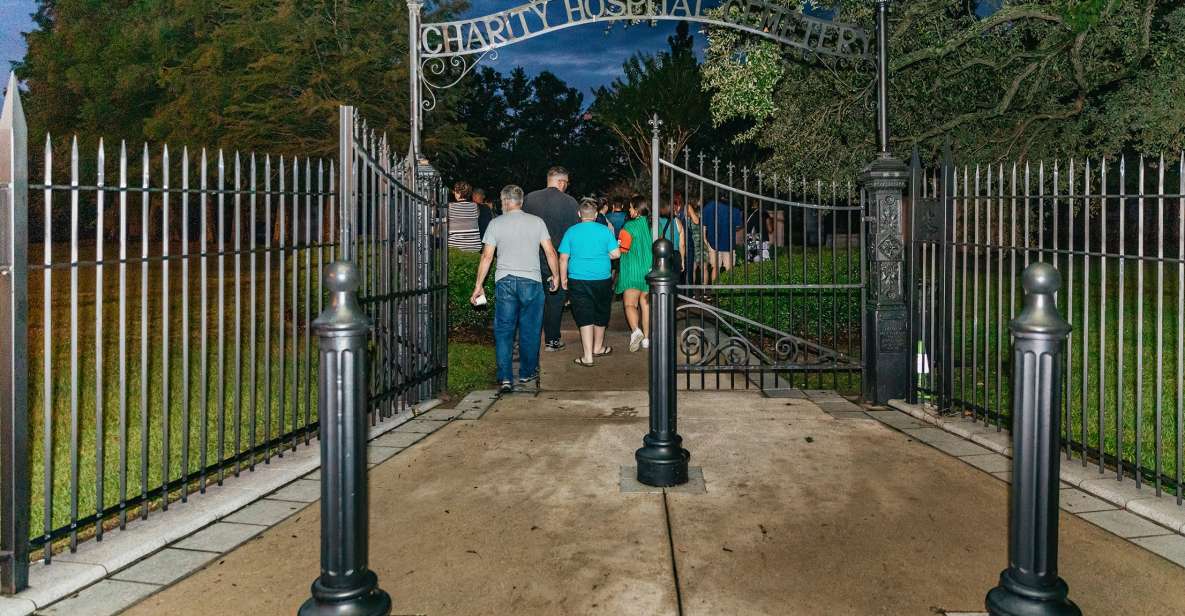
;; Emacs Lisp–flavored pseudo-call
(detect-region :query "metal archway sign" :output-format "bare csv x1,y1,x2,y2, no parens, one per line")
404,0,872,157
421,0,870,60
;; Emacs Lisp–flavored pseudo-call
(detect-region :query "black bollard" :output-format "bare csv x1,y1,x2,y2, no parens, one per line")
300,261,392,616
636,239,690,487
986,263,1079,616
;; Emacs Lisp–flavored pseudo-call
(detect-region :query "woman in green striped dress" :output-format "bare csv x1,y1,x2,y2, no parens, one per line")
616,197,653,351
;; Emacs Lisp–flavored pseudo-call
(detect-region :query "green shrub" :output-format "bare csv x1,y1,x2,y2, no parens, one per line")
448,248,494,335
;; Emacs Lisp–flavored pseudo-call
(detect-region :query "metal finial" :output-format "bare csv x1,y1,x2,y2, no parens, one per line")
649,113,663,137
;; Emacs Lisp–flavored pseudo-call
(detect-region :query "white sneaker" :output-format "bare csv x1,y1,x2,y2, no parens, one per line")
642,338,650,349
629,329,644,352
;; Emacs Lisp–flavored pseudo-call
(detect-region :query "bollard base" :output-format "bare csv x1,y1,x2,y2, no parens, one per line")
636,434,690,488
986,570,1081,616
299,571,392,616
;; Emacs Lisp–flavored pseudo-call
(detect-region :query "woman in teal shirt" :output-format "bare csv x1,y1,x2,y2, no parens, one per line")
559,201,622,366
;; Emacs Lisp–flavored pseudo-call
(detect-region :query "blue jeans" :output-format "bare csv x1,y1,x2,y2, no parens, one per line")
494,275,545,382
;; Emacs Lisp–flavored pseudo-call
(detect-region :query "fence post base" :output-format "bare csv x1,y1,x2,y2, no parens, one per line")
637,239,689,488
860,154,910,405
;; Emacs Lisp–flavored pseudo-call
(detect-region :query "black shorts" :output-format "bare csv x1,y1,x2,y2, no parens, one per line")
568,278,613,327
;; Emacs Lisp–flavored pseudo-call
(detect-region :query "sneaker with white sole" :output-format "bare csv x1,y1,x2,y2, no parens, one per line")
499,380,514,394
629,329,644,352
641,338,650,349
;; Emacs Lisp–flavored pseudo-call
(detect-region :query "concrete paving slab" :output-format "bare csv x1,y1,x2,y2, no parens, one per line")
1128,496,1185,533
21,560,106,609
268,479,322,503
664,393,1185,616
123,404,678,616
827,411,871,421
419,407,462,421
38,579,159,616
172,523,265,553
1060,488,1118,514
960,453,1012,474
1079,509,1174,539
367,445,402,465
392,418,450,434
761,388,806,399
223,499,309,526
116,333,1185,616
926,435,994,457
1132,534,1185,568
864,409,929,430
1081,477,1157,507
110,548,218,586
0,596,35,616
619,466,707,494
371,430,426,448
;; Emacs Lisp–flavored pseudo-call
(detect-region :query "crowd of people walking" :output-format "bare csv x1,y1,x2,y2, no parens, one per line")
461,166,755,393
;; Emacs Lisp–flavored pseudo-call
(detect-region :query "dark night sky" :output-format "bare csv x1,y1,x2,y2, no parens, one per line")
453,1,708,97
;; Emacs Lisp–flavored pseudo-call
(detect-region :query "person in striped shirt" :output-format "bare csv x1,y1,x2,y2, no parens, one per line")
448,180,482,252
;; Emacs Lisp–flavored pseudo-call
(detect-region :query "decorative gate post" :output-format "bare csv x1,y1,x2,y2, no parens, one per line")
986,264,1079,616
860,0,910,404
406,0,424,162
301,262,391,616
636,239,690,487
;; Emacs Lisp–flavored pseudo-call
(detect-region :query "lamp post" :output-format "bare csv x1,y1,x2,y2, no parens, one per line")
300,262,391,616
986,263,1079,616
860,0,910,405
636,239,690,487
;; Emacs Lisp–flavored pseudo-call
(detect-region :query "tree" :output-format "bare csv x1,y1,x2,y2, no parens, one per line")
702,0,1185,180
17,0,476,161
590,21,712,180
436,67,628,197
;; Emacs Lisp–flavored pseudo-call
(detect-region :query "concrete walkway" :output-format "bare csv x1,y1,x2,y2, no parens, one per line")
119,326,1185,615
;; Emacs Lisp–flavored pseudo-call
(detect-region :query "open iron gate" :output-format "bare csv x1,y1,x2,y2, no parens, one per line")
655,147,866,392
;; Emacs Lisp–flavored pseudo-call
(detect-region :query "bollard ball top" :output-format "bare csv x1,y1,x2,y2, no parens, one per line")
323,261,360,294
652,238,674,258
1022,262,1060,296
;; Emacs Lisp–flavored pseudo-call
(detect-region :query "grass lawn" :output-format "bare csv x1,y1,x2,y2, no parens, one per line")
21,238,444,549
446,342,496,400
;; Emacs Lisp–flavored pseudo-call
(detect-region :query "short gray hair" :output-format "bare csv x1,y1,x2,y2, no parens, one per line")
500,184,524,207
547,166,569,181
578,201,598,220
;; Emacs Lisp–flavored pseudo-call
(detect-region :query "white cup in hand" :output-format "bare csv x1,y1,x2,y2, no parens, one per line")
473,294,488,306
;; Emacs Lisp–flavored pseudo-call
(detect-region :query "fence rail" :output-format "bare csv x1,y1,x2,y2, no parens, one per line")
0,84,446,594
911,147,1185,504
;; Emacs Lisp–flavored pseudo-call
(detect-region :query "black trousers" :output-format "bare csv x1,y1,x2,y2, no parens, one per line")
543,286,567,344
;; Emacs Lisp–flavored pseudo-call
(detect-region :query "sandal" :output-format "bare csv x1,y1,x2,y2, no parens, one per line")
595,346,613,357
573,358,596,368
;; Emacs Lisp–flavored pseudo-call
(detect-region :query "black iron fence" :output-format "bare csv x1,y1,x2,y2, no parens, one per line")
910,147,1185,504
656,141,866,392
0,91,446,592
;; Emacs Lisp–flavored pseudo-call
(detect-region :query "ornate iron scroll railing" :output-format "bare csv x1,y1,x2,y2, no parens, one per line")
676,295,860,370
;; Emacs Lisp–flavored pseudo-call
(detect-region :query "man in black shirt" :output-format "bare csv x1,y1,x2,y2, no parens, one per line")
523,166,580,351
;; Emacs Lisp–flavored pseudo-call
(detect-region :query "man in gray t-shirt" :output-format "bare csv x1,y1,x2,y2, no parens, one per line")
472,185,559,392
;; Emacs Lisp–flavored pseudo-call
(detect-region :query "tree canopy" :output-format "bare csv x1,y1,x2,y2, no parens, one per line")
703,0,1185,179
436,66,628,197
16,0,476,160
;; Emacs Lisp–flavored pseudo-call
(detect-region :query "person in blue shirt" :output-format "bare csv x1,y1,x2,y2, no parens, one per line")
701,197,743,282
559,200,622,366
